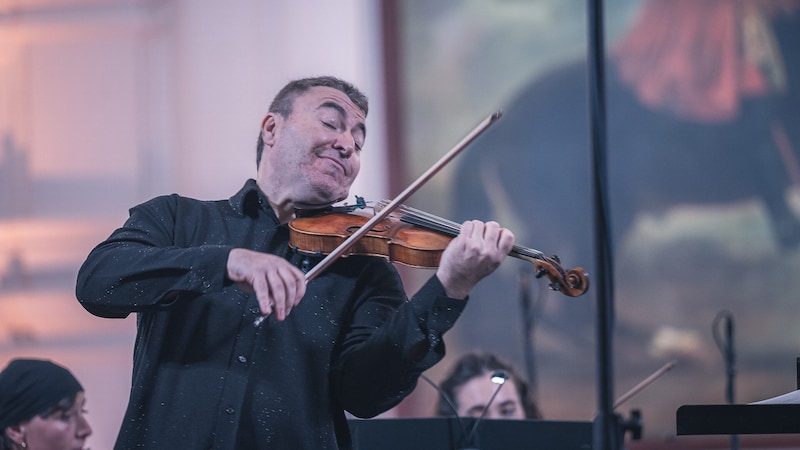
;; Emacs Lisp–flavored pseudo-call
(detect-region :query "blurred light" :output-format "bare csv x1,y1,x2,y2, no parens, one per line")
490,371,507,385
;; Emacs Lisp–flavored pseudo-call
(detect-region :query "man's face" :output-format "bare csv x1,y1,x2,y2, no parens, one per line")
258,86,366,209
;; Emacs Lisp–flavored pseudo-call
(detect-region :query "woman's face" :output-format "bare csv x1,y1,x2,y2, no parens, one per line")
455,373,525,419
19,392,92,450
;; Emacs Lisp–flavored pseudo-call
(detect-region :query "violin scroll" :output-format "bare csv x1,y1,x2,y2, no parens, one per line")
532,256,590,297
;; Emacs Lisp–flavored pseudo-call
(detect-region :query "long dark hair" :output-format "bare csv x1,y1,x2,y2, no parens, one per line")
435,352,542,419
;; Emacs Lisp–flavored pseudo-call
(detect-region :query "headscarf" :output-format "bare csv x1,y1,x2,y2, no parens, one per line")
0,358,84,430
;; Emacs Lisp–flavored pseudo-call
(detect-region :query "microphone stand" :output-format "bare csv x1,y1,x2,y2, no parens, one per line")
419,374,470,442
587,0,634,448
462,372,508,450
519,267,538,396
713,311,738,450
420,372,507,450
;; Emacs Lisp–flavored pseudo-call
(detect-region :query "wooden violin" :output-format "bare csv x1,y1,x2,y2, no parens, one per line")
253,111,587,327
289,200,589,297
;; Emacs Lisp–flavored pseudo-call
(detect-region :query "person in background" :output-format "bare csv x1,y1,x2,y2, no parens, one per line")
435,351,541,420
75,75,514,449
0,358,92,450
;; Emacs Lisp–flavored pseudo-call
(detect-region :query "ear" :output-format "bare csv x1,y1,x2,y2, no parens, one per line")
5,424,26,447
260,113,279,146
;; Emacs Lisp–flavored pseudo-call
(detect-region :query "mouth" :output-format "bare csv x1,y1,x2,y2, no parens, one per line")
321,155,348,176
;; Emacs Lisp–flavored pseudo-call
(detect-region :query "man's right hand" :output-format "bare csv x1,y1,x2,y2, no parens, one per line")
226,248,306,321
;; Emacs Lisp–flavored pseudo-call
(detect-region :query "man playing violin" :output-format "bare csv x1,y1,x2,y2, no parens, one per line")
76,75,514,449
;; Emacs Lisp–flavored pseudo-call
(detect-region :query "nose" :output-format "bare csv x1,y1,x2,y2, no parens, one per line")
333,132,356,157
76,413,93,439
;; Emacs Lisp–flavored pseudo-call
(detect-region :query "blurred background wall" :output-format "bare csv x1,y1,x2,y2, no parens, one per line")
0,1,387,448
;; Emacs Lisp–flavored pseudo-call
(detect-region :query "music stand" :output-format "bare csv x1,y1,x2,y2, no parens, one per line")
348,418,593,450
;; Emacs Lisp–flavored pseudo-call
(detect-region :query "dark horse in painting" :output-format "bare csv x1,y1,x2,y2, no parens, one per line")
449,1,800,360
455,2,800,270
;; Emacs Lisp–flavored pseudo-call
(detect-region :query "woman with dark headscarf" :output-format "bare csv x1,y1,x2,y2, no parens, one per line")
0,358,92,450
435,351,541,420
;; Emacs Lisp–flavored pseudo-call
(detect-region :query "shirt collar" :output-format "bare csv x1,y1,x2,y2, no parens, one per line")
229,179,277,220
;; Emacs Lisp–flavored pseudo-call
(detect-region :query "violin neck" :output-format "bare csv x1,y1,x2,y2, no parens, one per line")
384,202,547,263
383,201,590,297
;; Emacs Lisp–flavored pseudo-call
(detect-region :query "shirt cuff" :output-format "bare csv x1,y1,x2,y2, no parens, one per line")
411,275,468,333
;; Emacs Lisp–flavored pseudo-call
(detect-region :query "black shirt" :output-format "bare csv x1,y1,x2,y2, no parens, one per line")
76,179,466,449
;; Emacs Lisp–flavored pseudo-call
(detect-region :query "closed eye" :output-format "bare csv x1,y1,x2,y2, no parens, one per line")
466,406,485,417
498,401,518,417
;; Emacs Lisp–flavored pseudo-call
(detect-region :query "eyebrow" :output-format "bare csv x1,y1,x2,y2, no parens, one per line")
319,101,367,139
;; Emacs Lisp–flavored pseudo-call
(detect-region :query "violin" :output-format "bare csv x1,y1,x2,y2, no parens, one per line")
289,200,589,297
255,111,586,326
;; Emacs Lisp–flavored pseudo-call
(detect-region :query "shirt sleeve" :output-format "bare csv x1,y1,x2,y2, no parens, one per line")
75,195,232,318
331,262,467,418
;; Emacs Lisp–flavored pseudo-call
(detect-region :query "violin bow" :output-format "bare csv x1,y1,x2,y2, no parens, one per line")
302,110,503,283
254,111,501,327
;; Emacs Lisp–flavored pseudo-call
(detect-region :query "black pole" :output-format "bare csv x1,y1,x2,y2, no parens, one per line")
714,311,738,450
725,315,738,450
519,267,538,396
587,1,619,449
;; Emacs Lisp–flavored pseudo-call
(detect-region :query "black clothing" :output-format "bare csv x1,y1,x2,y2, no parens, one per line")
76,179,466,449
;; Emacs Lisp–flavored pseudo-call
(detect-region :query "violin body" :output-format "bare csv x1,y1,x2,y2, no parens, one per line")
289,211,452,268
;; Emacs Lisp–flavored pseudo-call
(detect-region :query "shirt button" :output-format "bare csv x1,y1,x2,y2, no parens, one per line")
238,355,247,364
225,407,235,415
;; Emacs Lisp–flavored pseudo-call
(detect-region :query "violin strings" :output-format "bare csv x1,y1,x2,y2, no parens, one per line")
375,200,547,261
373,200,591,295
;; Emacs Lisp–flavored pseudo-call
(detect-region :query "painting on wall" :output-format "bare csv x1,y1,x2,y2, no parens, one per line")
391,0,800,443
